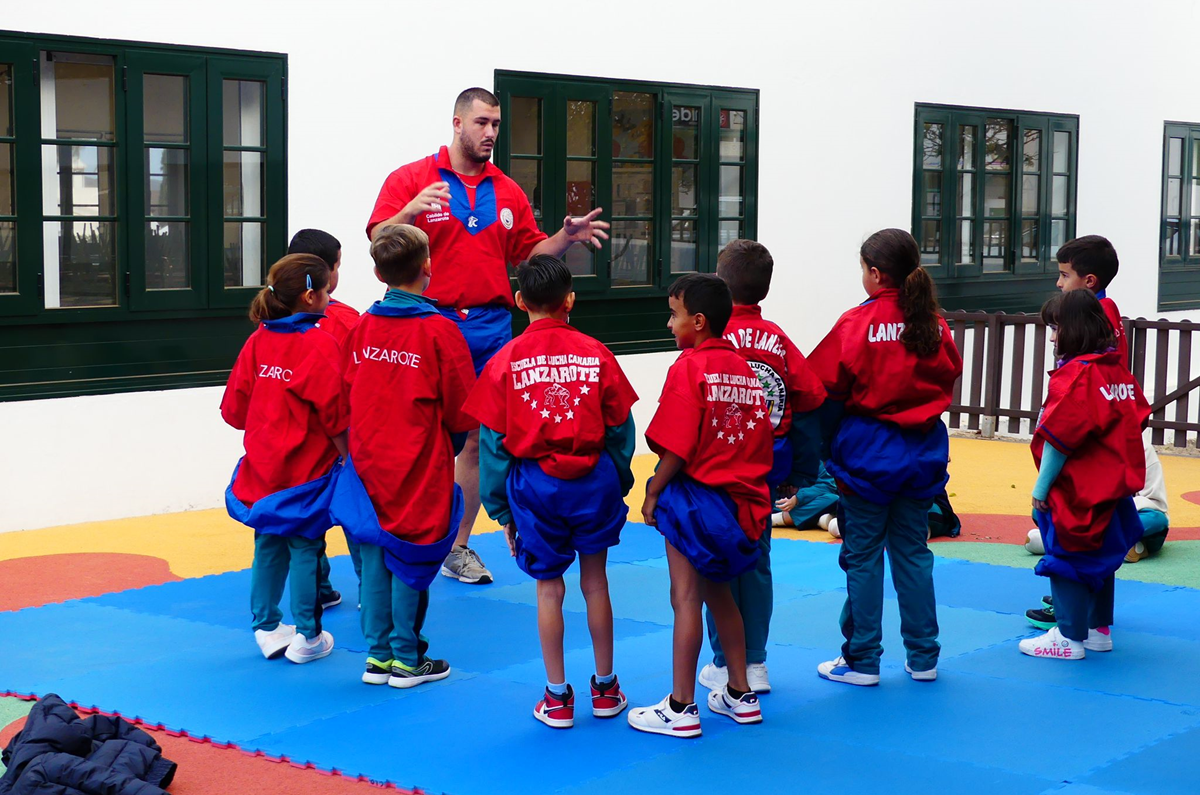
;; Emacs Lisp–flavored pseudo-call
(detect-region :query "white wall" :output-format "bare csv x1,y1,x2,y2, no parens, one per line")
5,0,1199,531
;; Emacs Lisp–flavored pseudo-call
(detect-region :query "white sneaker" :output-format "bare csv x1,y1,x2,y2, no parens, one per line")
284,630,335,663
254,624,296,659
1083,626,1113,652
707,687,762,724
1025,528,1045,555
818,513,834,531
627,695,702,738
828,518,841,539
770,512,786,527
1019,626,1084,660
904,662,938,681
817,656,879,686
698,662,728,691
747,662,771,693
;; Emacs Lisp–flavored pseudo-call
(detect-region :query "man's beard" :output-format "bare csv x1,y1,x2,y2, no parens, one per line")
462,138,493,163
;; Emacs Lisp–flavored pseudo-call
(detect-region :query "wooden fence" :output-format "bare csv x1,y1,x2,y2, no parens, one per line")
944,311,1200,449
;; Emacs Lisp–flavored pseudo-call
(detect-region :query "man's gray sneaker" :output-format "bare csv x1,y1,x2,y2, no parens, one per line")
441,545,493,584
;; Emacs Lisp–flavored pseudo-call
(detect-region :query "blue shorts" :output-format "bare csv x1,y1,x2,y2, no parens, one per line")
508,455,626,579
438,305,513,376
653,475,760,583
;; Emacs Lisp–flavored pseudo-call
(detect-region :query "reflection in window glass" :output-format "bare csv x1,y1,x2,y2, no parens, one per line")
144,74,188,144
566,160,594,218
720,166,743,216
224,221,264,287
672,106,699,160
720,110,745,161
923,172,941,215
0,64,11,137
613,163,653,216
510,97,541,156
223,80,263,147
47,220,117,307
719,220,741,248
510,158,541,220
923,123,942,169
610,220,651,285
984,120,1011,171
44,54,116,141
0,221,14,293
0,142,12,215
223,151,264,217
566,100,594,157
1023,130,1040,172
671,220,697,273
146,221,189,289
42,145,116,216
673,165,698,216
613,92,653,159
1053,131,1070,173
147,149,189,216
1168,138,1183,177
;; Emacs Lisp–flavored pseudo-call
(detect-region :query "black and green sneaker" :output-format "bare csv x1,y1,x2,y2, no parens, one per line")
1042,595,1053,609
1026,605,1056,630
362,657,393,685
388,658,451,689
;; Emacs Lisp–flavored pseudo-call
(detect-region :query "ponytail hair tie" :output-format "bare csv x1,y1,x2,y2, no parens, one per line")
267,285,275,293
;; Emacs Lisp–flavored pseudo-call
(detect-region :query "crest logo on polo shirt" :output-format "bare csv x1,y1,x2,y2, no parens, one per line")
501,208,514,229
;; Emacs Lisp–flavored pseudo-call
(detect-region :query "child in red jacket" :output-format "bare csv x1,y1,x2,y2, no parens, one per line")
220,253,349,664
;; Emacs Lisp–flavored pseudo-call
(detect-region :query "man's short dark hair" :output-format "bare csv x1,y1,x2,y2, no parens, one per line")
669,273,733,336
517,255,572,311
370,225,429,286
1057,234,1119,289
716,239,774,304
288,229,341,269
454,87,500,117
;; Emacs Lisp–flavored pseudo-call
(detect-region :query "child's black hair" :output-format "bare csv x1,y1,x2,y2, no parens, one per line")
668,273,733,336
516,254,573,311
288,228,341,269
1056,235,1119,289
1040,288,1116,361
716,239,773,305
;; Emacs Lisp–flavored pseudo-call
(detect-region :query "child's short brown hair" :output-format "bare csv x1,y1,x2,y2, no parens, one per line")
370,224,429,286
716,239,773,305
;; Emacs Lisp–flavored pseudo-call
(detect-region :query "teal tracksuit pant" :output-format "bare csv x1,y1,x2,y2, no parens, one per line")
250,533,323,640
318,530,364,604
359,543,430,667
838,491,939,675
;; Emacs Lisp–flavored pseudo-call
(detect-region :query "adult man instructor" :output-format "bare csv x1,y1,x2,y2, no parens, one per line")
366,87,608,585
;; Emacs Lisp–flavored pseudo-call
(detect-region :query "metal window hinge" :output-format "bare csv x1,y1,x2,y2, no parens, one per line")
122,66,128,92
281,76,286,102
124,271,131,297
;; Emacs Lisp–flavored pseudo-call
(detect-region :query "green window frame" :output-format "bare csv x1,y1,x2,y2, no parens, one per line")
913,103,1078,313
1158,123,1200,311
495,71,758,354
0,30,285,402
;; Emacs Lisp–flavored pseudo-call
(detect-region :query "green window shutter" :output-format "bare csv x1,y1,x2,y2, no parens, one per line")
1158,122,1200,310
0,38,40,316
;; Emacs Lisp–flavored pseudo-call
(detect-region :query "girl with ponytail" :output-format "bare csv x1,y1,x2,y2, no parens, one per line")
805,228,963,686
221,253,349,665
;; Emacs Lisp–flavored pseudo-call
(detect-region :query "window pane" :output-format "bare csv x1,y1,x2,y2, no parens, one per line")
613,92,653,159
1053,131,1070,173
959,220,974,263
1166,220,1181,256
1023,129,1040,172
613,163,653,216
672,165,698,216
0,221,13,293
1050,219,1067,258
43,145,116,216
1168,178,1182,217
1021,175,1039,216
923,123,942,169
566,160,594,217
958,126,975,170
144,74,188,144
957,172,974,217
720,165,743,216
146,221,189,289
0,142,11,215
1052,175,1068,215
719,219,741,248
510,158,541,221
610,220,651,285
1191,220,1200,256
223,151,264,216
1194,140,1200,180
720,110,745,161
983,221,1008,272
146,148,189,217
0,64,11,137
672,105,700,160
1169,137,1183,177
509,97,541,156
920,219,939,264
566,100,594,157
223,80,264,147
984,120,1011,171
563,244,594,277
223,221,264,287
1021,219,1039,259
46,54,115,142
47,220,116,307
923,171,941,216
1192,182,1200,220
670,220,697,273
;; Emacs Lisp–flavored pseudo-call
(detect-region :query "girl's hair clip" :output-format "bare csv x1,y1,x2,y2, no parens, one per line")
306,273,314,291
267,285,275,293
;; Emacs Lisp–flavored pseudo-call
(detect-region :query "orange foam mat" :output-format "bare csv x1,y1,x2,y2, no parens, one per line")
0,553,181,612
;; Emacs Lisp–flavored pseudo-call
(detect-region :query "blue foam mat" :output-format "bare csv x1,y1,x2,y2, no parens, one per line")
4,535,1198,795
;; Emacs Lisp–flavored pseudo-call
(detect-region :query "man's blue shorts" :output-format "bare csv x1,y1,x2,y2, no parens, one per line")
653,474,761,583
438,305,513,376
507,454,626,580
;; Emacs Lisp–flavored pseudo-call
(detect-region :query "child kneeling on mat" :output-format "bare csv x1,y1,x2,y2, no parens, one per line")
331,225,477,688
221,254,349,664
629,274,773,738
464,254,639,729
1022,289,1150,660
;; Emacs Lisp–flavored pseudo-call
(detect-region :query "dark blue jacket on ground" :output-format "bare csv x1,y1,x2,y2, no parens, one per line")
0,694,176,795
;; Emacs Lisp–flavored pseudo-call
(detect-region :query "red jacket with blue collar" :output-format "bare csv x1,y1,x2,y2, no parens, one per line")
317,298,360,344
1095,290,1130,371
365,146,547,310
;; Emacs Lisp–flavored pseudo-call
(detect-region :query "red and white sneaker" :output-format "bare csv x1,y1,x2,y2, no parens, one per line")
1084,626,1113,652
627,695,702,738
591,675,628,718
533,686,575,729
707,687,763,724
1019,626,1085,660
